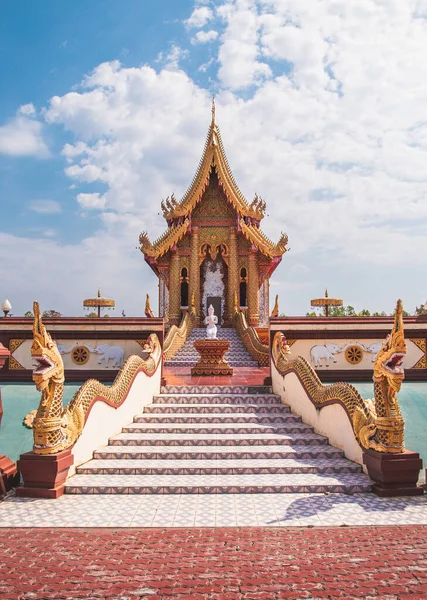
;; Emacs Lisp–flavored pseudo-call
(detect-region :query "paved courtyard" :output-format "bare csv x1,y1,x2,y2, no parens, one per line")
0,525,426,599
0,492,426,528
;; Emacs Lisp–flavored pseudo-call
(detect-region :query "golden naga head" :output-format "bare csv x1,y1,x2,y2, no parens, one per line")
31,301,65,391
373,299,407,393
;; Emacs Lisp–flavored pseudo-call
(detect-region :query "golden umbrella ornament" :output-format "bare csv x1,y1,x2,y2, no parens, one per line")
83,289,115,318
310,289,343,317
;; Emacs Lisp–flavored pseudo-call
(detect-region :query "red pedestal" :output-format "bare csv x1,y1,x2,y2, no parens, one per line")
0,455,20,496
17,448,74,499
191,340,233,376
363,449,424,497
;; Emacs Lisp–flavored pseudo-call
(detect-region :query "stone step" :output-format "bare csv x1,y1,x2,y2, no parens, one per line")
108,432,329,447
76,457,362,475
167,360,259,367
161,385,253,394
143,403,289,414
153,394,281,405
133,413,297,423
122,422,314,435
94,444,345,460
65,472,372,495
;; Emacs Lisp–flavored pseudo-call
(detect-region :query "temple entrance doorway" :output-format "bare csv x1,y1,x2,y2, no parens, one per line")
201,255,227,326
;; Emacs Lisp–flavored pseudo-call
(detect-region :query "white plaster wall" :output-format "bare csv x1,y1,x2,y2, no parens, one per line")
70,360,162,475
272,362,365,468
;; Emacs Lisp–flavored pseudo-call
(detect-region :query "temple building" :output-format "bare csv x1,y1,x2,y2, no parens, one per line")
139,101,288,328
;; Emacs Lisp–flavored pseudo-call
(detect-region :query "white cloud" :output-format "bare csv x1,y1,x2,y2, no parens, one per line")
185,6,213,28
191,30,218,44
19,103,36,116
77,192,106,210
3,0,427,316
0,111,49,157
29,200,62,214
217,0,272,89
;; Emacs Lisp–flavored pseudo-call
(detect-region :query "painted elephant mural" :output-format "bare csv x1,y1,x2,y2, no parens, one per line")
363,341,383,362
92,344,125,368
310,343,343,368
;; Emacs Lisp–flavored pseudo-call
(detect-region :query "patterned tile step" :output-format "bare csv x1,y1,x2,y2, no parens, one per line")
77,457,362,475
143,403,289,414
65,472,372,495
122,422,314,434
167,361,259,367
153,394,281,404
134,413,298,423
94,444,345,460
160,385,250,394
108,432,329,446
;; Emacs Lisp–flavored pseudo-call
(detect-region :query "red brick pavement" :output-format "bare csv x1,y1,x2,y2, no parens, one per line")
0,526,426,599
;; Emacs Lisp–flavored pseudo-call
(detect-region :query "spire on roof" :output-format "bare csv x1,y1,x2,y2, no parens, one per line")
211,95,216,125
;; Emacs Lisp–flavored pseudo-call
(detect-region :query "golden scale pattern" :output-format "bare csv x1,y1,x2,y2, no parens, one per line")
163,297,197,361
233,303,269,366
29,302,162,455
271,299,407,453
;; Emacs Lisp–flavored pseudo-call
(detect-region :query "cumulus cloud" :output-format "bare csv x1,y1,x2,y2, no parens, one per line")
191,30,219,44
29,200,62,214
185,6,214,28
3,0,427,315
77,192,106,210
0,110,49,157
217,0,272,89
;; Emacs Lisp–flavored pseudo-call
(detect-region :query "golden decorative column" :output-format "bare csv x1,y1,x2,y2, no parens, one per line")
189,226,200,326
169,249,181,325
228,229,238,321
248,248,260,326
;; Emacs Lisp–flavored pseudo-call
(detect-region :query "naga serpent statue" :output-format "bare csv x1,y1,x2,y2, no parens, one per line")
26,301,161,455
272,299,407,453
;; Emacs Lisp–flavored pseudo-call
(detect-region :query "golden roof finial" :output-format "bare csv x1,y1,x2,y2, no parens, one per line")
271,294,279,318
211,95,216,125
325,288,328,298
98,288,101,298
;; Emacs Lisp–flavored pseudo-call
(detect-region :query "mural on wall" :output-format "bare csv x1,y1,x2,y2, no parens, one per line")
310,343,343,368
305,338,424,369
91,344,125,369
7,339,144,371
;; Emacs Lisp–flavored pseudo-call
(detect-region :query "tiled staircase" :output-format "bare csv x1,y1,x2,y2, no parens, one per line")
165,327,259,367
65,385,372,495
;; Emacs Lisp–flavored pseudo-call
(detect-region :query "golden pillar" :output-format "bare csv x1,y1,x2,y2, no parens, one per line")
169,249,181,325
228,229,238,321
248,248,259,326
189,226,200,326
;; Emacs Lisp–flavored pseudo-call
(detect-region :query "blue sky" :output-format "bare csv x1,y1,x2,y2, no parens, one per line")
1,0,427,317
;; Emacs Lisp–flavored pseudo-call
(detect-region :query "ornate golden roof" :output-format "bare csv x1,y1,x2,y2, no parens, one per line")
161,99,266,222
240,221,288,258
139,218,190,259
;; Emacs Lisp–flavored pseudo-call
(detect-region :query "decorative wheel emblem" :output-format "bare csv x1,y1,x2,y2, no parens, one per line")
71,346,89,366
345,345,363,365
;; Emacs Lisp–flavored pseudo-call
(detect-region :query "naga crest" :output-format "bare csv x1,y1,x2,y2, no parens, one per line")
373,299,406,394
31,301,64,392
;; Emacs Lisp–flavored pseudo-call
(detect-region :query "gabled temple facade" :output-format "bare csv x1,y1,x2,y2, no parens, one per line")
139,102,288,327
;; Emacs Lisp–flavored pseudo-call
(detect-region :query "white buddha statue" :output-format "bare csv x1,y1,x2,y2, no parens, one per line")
204,304,218,339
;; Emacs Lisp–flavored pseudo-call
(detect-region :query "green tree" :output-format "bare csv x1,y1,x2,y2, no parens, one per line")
358,309,371,316
415,304,426,316
85,312,98,318
24,310,33,317
42,309,62,318
305,311,318,317
372,311,387,316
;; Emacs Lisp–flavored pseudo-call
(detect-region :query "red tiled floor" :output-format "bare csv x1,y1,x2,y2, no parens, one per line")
0,527,426,599
163,366,270,386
